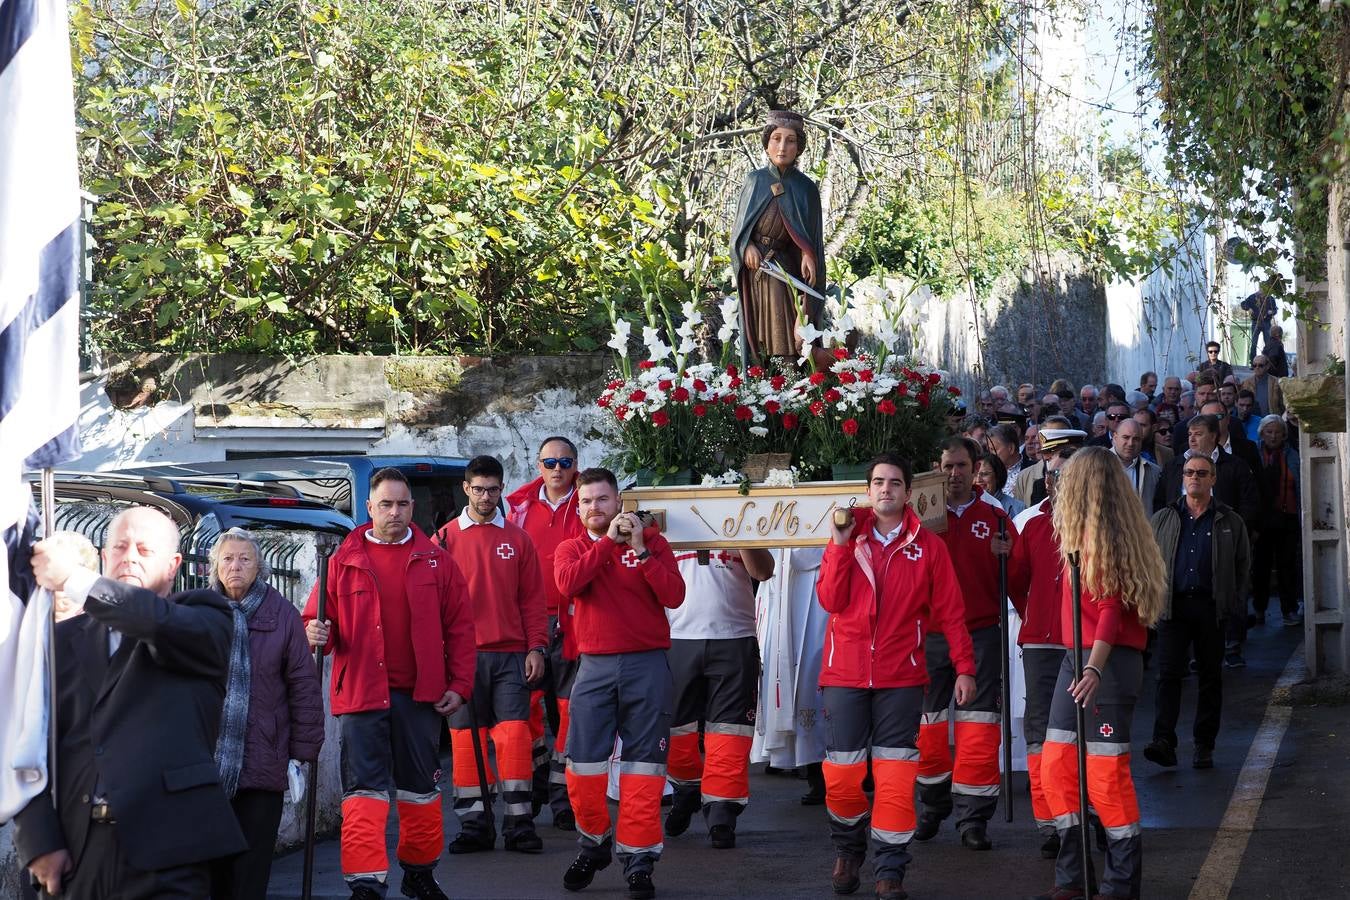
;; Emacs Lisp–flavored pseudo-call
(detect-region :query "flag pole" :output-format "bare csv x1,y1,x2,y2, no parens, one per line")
1067,551,1094,895
40,468,57,813
998,517,1013,822
301,534,338,900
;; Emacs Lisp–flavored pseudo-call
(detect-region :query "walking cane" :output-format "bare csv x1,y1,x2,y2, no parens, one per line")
301,535,338,900
998,517,1013,823
1067,552,1095,895
465,694,498,845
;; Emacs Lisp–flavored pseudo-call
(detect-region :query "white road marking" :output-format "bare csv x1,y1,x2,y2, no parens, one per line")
1187,644,1306,900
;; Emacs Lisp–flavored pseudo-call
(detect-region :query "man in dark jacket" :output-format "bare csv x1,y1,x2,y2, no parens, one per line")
20,507,247,898
1144,454,1251,770
1152,414,1260,530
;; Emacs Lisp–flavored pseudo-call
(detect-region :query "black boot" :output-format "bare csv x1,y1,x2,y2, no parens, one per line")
563,854,611,892
801,762,825,805
399,868,450,900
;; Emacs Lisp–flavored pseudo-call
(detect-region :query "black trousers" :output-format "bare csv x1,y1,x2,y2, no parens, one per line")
209,789,285,900
1153,600,1224,750
1252,514,1302,616
49,821,209,900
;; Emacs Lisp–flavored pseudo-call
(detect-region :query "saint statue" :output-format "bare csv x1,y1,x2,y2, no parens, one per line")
730,110,827,365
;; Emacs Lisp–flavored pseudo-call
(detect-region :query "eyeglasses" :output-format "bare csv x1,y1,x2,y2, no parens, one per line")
540,457,575,470
468,485,503,497
1182,469,1213,478
1157,426,1171,435
1106,413,1130,421
1253,363,1268,370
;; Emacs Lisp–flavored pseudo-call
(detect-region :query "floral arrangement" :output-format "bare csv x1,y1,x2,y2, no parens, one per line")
595,267,958,483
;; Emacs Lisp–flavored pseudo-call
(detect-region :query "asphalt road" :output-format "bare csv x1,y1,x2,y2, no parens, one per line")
268,620,1319,899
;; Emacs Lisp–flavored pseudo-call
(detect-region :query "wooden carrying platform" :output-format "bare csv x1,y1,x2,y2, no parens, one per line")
623,469,946,550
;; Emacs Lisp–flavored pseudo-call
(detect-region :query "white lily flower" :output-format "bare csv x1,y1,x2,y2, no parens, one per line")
642,325,672,361
607,318,632,357
680,301,704,327
749,426,768,438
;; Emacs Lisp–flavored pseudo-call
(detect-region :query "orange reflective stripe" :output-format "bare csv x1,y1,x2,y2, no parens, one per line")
666,730,703,783
395,796,444,866
616,772,665,850
870,757,918,834
1040,738,1077,819
566,770,612,842
554,698,571,754
1086,752,1140,828
489,719,534,781
917,721,954,779
1027,751,1053,825
702,733,751,802
340,794,389,878
450,727,496,788
529,689,546,741
823,759,869,823
953,720,1001,787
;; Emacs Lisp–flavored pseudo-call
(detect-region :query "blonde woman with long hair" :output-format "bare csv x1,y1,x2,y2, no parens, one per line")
1034,447,1165,900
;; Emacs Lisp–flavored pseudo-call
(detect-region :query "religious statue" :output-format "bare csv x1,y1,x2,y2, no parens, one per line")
730,110,827,365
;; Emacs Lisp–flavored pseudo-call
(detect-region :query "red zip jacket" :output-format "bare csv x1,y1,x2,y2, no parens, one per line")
817,506,976,689
554,526,685,655
508,476,584,659
1061,581,1148,652
434,512,549,653
303,524,476,715
943,487,1015,631
1007,500,1064,646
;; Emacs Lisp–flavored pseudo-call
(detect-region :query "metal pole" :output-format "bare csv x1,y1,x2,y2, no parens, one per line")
998,517,1013,823
301,536,337,900
465,689,498,845
1068,552,1094,895
41,468,56,813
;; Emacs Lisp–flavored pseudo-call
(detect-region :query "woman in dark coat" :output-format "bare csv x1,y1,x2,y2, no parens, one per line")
730,109,827,365
208,527,325,900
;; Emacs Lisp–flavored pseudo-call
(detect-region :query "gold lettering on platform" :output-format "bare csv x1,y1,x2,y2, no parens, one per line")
722,500,801,538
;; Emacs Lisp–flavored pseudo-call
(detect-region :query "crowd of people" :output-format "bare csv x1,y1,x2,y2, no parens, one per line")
12,340,1302,900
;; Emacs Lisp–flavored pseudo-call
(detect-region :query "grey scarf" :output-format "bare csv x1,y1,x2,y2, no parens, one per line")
215,578,268,799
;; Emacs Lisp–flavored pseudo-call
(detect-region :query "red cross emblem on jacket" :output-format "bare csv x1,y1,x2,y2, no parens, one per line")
1099,723,1114,738
496,543,515,560
971,520,990,539
902,544,923,561
620,548,642,568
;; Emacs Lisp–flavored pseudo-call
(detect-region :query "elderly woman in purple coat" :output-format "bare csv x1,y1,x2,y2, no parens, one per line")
208,527,325,900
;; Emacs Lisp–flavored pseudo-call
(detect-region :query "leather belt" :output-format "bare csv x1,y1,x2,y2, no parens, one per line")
90,802,115,824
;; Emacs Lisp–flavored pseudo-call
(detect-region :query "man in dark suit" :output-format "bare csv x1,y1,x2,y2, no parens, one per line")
18,506,245,898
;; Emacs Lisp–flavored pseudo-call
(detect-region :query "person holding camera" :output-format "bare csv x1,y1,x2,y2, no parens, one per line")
553,468,685,900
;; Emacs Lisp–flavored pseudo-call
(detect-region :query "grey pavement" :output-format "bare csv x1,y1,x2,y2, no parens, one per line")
268,619,1325,899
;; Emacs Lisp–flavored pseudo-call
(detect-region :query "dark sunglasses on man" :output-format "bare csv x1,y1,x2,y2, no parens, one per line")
541,457,575,470
1105,413,1130,422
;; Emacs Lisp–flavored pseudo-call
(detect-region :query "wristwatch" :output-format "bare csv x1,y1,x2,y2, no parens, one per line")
528,647,546,656
635,549,651,561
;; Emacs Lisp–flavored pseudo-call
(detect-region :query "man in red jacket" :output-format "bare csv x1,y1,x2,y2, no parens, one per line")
916,436,1015,852
816,452,976,900
435,455,549,854
304,468,476,900
1007,439,1080,860
506,435,585,830
554,468,685,900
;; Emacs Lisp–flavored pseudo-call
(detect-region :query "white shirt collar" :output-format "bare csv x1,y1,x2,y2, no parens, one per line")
872,522,904,546
365,527,413,545
458,507,505,529
540,484,576,512
948,495,978,517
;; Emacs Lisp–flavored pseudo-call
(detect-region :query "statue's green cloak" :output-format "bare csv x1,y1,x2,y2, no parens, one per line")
729,163,826,300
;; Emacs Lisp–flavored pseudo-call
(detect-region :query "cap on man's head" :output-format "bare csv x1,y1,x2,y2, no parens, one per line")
1038,428,1088,454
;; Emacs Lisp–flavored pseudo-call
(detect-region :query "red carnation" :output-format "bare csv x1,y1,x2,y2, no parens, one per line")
918,392,931,409
810,400,826,417
764,399,781,414
629,389,647,403
781,413,799,430
672,386,690,402
902,368,917,380
652,410,670,427
858,369,874,383
770,375,787,390
748,365,765,378
838,371,857,385
658,378,673,391
948,385,962,396
927,373,941,386
898,383,909,397
726,364,740,378
693,378,708,392
878,399,897,415
833,347,849,360
824,388,842,404
734,404,753,421
841,418,859,435
615,407,629,421
607,379,624,390
639,360,655,370
728,376,744,389
693,403,708,417
597,395,612,408
721,393,738,405
809,372,827,386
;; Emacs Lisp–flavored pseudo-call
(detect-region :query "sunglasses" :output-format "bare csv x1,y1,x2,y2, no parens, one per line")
541,457,575,470
1157,426,1172,435
1106,413,1130,421
1182,469,1213,478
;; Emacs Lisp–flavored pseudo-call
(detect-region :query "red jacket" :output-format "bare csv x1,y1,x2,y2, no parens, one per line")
507,476,584,658
1061,582,1148,652
554,526,685,655
303,524,476,715
943,488,1015,631
816,507,975,689
1007,500,1064,646
434,513,549,653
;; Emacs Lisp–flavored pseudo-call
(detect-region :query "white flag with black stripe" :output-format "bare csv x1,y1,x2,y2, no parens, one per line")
0,0,84,822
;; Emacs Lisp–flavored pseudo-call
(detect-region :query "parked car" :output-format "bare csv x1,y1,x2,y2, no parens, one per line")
120,455,472,536
29,471,354,605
